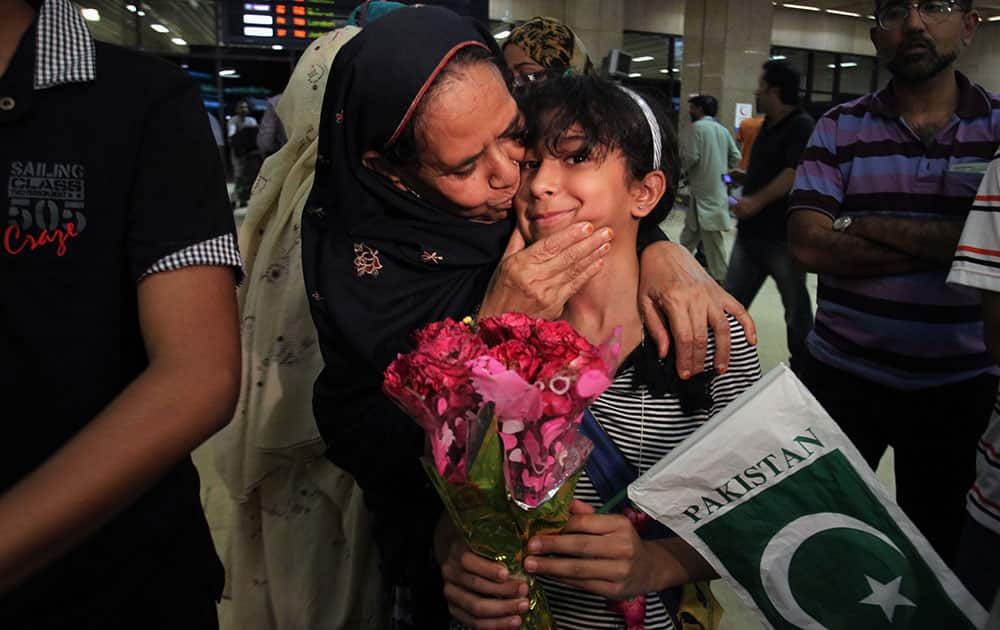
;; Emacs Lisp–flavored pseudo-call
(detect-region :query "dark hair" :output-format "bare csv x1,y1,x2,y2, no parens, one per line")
384,45,500,166
688,94,718,118
519,74,680,230
762,60,801,106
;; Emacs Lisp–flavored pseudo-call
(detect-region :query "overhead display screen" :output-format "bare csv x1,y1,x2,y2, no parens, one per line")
222,0,488,48
223,0,347,48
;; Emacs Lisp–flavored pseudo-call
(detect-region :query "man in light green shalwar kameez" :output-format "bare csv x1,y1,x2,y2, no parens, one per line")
681,95,741,283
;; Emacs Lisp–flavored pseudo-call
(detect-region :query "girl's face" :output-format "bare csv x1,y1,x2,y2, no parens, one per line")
515,124,648,243
408,62,524,223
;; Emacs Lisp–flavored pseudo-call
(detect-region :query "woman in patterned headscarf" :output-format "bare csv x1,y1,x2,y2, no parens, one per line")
502,16,595,86
210,4,411,629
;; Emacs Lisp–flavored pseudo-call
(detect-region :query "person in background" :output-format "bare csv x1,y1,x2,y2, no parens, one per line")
301,7,755,626
735,113,763,171
725,60,815,374
948,149,1000,611
681,94,741,283
788,0,997,563
208,110,227,171
502,16,595,87
229,100,261,207
0,0,242,628
210,16,392,630
256,93,287,159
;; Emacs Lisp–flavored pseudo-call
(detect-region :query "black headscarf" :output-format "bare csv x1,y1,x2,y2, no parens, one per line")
300,7,511,614
303,6,511,373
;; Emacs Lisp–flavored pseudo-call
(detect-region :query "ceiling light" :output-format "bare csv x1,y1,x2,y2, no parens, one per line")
628,72,642,78
218,69,237,77
171,37,187,46
826,9,861,17
633,56,654,62
840,61,858,68
125,4,137,12
136,10,145,16
988,15,1000,21
770,54,787,60
782,3,821,10
150,23,169,33
659,68,670,74
271,44,284,50
81,8,100,21
494,30,510,40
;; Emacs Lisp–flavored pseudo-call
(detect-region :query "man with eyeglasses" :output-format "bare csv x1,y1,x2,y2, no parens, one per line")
788,0,999,566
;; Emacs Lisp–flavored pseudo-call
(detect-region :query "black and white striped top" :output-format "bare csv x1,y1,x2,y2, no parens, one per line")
543,316,761,629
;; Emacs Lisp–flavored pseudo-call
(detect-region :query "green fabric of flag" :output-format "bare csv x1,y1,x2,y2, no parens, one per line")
629,366,987,629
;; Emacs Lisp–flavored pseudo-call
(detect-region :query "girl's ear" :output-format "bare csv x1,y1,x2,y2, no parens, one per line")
631,170,667,219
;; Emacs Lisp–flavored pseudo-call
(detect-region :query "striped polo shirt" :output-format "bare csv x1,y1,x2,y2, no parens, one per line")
947,150,1000,535
789,71,1000,390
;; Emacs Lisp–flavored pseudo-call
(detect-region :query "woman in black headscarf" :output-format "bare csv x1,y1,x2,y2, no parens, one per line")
302,6,753,626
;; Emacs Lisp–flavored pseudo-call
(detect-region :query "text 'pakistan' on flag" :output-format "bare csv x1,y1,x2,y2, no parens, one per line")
629,365,987,629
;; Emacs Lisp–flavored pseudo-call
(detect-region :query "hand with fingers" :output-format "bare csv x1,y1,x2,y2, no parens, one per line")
638,241,757,378
435,518,530,629
521,500,676,602
478,222,613,321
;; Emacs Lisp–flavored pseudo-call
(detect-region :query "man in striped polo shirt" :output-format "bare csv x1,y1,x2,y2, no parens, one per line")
949,149,1000,609
787,0,998,564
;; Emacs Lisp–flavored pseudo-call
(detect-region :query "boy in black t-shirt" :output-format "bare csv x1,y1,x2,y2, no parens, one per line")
0,1,242,627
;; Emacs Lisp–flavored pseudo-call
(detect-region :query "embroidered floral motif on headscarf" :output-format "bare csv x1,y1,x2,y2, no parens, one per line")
354,242,383,276
421,250,444,265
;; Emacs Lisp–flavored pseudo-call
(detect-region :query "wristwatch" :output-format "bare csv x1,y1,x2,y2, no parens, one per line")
832,216,853,233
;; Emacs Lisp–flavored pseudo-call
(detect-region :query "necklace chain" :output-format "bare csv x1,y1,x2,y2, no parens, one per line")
638,330,646,471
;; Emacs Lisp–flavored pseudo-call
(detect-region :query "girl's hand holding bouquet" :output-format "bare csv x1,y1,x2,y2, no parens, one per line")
383,314,619,629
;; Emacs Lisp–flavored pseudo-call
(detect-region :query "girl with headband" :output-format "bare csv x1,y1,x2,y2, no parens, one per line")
437,73,762,629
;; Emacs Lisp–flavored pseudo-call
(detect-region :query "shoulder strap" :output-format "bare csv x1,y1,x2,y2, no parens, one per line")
580,409,673,540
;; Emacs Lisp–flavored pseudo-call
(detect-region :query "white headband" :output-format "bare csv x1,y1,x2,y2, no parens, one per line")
618,85,662,171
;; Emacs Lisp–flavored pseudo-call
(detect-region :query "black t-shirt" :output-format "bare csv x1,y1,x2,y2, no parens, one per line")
0,22,234,627
738,109,815,241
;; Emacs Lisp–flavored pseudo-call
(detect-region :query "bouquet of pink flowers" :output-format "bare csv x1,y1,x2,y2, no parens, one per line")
383,313,619,629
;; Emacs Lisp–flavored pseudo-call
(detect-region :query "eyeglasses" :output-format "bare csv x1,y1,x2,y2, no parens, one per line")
876,1,965,30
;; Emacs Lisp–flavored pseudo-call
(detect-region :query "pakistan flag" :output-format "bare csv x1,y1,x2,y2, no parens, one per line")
629,366,987,629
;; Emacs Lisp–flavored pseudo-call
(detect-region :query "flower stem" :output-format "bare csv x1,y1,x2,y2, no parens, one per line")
597,488,629,514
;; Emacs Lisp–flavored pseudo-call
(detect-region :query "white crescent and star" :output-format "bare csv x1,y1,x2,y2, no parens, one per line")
758,512,917,628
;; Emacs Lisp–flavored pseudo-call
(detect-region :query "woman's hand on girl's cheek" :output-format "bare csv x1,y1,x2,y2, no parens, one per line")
522,500,670,600
436,519,529,629
479,222,613,320
638,242,757,377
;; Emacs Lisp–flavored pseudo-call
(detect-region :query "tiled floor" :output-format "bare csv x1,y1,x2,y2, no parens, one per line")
195,205,897,629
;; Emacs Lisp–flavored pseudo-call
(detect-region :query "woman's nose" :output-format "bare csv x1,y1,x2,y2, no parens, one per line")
488,145,519,189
